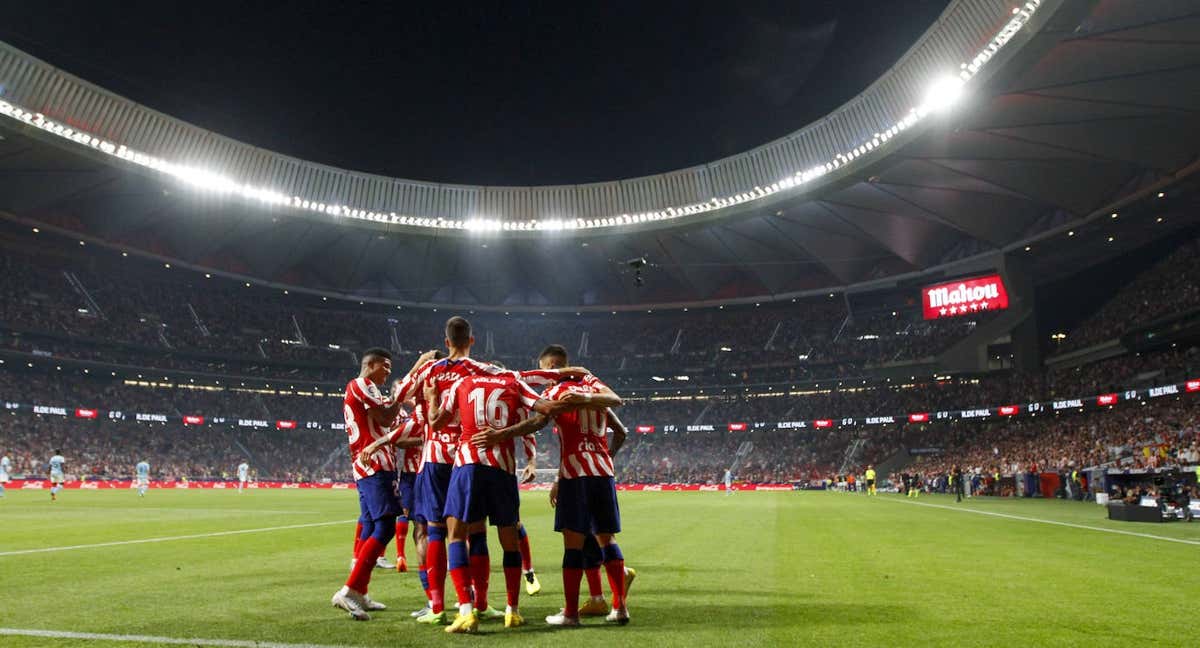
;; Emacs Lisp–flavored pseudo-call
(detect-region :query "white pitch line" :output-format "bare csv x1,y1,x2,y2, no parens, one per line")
0,627,358,648
883,497,1200,546
0,519,356,557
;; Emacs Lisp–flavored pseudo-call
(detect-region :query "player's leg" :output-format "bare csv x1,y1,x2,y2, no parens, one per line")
415,463,453,624
442,465,480,633
516,521,541,595
395,471,416,571
591,476,629,624
467,520,495,618
484,467,524,628
333,475,392,620
579,533,608,616
412,520,432,616
496,524,524,627
547,477,587,627
395,514,409,567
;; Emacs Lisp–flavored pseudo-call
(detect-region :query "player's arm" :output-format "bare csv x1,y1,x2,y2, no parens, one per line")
472,411,551,447
425,379,457,431
606,408,628,457
392,351,438,403
519,435,538,484
560,386,623,410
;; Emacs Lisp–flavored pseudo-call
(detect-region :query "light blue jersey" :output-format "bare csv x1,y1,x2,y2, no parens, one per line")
49,455,65,475
237,462,249,480
136,461,150,478
0,455,11,480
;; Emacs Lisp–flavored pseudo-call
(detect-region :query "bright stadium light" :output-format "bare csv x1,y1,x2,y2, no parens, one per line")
921,75,965,114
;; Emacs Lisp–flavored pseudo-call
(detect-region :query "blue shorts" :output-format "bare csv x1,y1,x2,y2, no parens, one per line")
413,462,453,524
554,476,621,535
444,464,520,527
398,471,417,515
357,470,401,522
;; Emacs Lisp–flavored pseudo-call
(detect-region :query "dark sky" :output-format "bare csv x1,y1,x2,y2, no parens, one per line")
3,0,949,186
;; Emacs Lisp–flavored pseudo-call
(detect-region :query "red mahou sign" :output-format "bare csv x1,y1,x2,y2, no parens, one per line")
922,274,1009,320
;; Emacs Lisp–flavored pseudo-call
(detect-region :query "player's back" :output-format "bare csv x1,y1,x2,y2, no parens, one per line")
49,455,64,473
449,373,539,472
545,375,614,478
137,461,150,476
416,357,504,464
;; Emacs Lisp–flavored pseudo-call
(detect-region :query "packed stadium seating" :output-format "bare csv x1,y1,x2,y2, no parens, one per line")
2,230,1199,485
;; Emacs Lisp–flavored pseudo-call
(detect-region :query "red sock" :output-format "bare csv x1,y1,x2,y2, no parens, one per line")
353,522,363,558
395,519,409,559
427,537,448,613
585,566,604,598
604,560,626,609
419,561,430,601
563,568,583,617
345,536,384,594
503,551,522,608
448,541,472,608
518,532,533,572
470,554,490,610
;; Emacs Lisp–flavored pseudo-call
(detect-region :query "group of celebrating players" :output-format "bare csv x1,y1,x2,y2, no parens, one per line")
331,316,634,633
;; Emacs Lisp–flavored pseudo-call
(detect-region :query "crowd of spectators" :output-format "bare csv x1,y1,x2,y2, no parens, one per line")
904,397,1200,483
0,237,996,385
1059,241,1200,352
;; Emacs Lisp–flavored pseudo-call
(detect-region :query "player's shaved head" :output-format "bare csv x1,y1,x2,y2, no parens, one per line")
361,347,392,365
445,316,472,348
538,344,568,368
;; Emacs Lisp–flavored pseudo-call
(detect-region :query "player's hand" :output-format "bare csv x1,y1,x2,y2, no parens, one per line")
520,463,537,485
354,451,372,473
549,480,559,508
558,366,590,378
416,349,439,365
422,379,439,403
472,426,505,448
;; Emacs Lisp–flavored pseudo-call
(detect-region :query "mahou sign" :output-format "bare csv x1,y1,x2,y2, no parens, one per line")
922,274,1009,320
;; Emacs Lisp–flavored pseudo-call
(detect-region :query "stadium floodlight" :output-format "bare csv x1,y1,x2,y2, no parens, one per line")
651,376,665,382
920,75,965,114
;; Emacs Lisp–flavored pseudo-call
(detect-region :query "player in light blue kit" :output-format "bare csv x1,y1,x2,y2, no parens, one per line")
724,469,733,496
237,461,250,493
135,460,151,497
0,454,12,497
49,450,66,501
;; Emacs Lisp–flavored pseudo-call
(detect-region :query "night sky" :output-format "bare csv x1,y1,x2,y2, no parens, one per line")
3,1,949,186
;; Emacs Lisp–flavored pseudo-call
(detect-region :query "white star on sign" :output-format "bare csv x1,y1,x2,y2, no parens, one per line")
970,303,979,311
949,306,958,314
979,301,988,309
939,308,947,315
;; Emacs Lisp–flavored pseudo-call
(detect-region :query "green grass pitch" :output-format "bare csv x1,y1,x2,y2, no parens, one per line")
1,488,1197,647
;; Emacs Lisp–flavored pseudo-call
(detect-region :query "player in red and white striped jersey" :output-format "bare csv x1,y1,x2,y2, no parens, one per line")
531,344,634,626
331,348,409,621
426,370,576,632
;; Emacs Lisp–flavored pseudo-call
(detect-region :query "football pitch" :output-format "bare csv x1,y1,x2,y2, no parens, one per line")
1,489,1197,647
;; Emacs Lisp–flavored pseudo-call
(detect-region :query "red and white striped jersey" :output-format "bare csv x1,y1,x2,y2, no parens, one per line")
441,372,541,473
344,377,396,480
386,409,423,474
546,375,615,479
518,369,564,390
397,357,506,467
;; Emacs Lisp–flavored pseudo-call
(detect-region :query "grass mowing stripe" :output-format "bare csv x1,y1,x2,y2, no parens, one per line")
883,496,1200,545
0,519,357,557
0,628,358,648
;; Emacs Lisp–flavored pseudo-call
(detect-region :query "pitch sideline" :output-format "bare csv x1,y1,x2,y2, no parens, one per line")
0,627,358,648
881,496,1200,546
0,519,357,557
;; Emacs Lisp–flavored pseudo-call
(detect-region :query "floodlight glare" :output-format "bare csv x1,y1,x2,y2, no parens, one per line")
921,75,965,113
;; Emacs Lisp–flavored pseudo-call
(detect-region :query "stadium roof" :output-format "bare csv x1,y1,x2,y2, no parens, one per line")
0,0,1198,309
